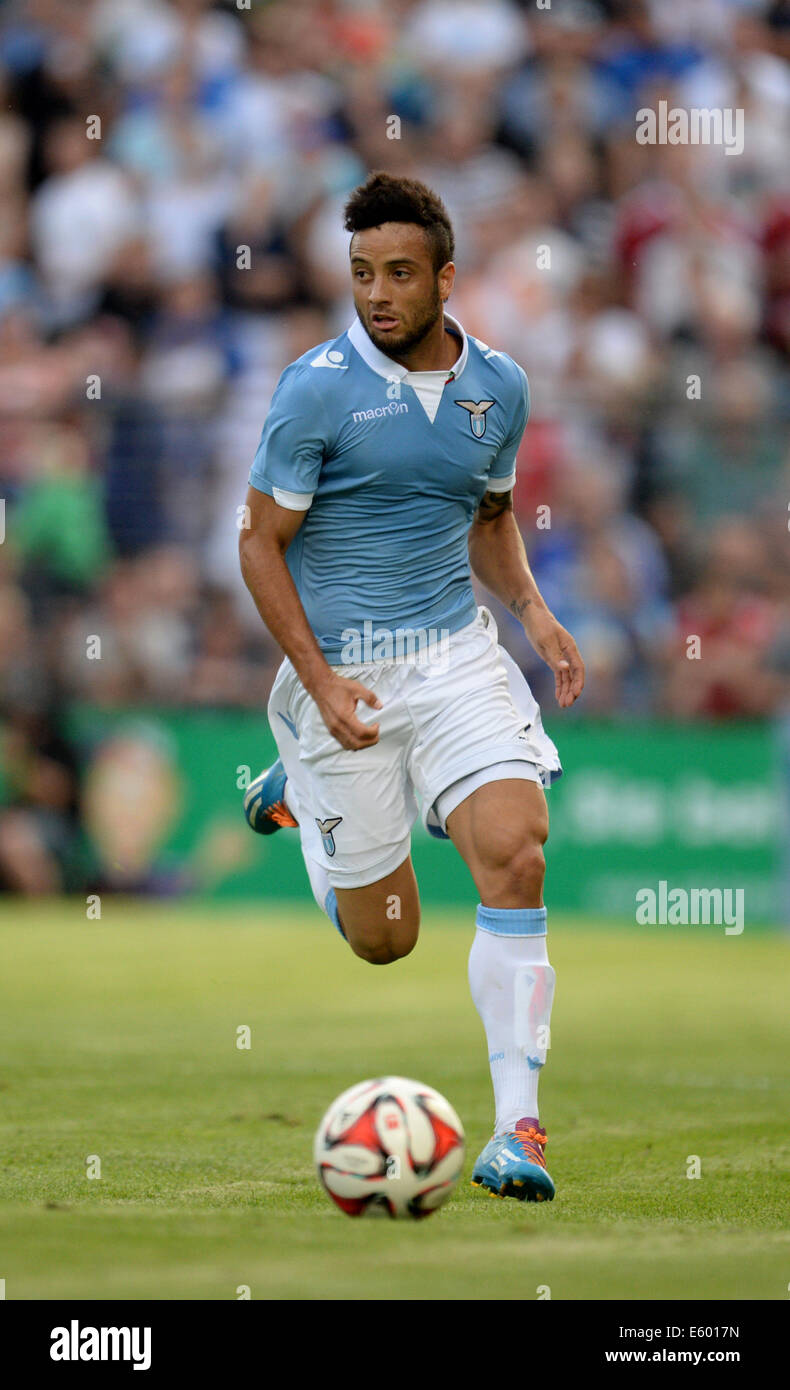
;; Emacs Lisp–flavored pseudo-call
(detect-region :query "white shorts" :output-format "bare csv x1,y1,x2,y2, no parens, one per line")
268,606,562,890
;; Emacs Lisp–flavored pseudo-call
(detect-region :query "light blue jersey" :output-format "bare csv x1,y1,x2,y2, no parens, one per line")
249,313,529,663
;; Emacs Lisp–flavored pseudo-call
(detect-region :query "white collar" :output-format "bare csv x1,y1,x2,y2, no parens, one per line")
347,311,468,382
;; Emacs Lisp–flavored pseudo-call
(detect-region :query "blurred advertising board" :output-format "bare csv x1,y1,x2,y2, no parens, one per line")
61,709,785,926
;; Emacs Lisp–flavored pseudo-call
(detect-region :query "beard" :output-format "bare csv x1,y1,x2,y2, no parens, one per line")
360,282,444,358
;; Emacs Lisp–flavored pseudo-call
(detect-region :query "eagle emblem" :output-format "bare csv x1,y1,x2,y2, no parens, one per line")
315,815,343,857
455,399,495,438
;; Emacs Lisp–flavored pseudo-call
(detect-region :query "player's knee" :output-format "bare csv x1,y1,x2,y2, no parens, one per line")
349,927,418,965
477,837,546,904
509,840,546,899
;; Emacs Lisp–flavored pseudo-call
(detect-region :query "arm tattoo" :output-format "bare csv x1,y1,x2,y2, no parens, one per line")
510,596,532,619
475,489,513,524
471,489,533,619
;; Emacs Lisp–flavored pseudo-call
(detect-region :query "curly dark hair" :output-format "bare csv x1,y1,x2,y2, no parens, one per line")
343,172,455,272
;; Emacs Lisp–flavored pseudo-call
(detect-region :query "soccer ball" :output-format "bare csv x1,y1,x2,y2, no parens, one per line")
314,1076,465,1219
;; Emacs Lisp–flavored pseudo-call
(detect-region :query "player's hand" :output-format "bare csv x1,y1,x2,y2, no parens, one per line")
314,673,382,750
523,610,585,709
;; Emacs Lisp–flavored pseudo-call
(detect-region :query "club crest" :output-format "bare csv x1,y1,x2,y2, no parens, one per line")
455,399,495,438
316,815,343,857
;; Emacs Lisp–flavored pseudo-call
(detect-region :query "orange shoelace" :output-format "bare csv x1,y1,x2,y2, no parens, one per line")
266,800,298,828
509,1127,548,1167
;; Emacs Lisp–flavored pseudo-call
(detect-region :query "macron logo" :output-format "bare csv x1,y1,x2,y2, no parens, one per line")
352,402,409,423
51,1320,151,1372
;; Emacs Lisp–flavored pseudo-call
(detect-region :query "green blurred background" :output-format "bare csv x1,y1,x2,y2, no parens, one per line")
53,706,788,925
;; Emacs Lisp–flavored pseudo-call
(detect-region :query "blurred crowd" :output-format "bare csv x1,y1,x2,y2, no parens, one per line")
1,0,790,889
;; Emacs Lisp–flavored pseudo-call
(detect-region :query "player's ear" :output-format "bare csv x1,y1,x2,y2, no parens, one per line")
438,262,455,302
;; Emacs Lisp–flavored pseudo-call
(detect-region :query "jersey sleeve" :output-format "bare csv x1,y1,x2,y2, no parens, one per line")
249,366,328,510
487,364,529,493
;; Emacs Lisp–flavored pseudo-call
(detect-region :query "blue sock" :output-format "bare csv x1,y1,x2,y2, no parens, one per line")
475,904,547,937
325,887,347,941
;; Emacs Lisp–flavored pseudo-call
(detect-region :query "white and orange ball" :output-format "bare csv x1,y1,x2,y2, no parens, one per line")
314,1076,465,1219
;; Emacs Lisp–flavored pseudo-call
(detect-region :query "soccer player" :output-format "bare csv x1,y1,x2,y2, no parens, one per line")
239,173,584,1202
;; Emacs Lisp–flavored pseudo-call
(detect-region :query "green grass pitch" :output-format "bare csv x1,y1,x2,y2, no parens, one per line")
0,900,788,1301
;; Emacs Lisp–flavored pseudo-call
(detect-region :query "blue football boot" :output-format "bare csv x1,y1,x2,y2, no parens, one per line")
471,1118,555,1202
243,760,298,835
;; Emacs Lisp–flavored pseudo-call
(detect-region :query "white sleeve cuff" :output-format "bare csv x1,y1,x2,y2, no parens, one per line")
486,472,516,493
272,485,314,511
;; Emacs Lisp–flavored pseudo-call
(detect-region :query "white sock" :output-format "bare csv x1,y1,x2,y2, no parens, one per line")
468,905,555,1135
